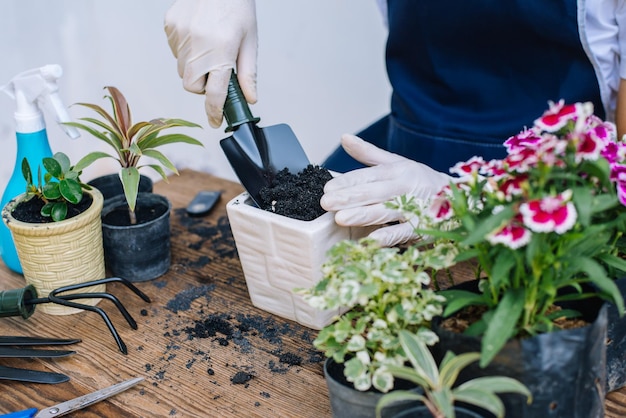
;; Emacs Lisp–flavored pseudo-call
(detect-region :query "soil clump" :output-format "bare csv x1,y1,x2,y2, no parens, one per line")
258,165,332,221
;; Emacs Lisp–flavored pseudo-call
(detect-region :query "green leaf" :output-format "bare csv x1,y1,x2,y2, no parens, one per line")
480,288,525,367
453,389,505,418
375,391,426,418
461,206,515,246
439,289,486,317
597,252,626,273
398,330,438,387
59,178,83,204
53,152,71,173
439,351,480,389
142,149,177,173
73,151,115,172
383,365,431,388
456,376,532,397
140,133,203,150
576,257,625,315
430,389,454,418
50,202,67,222
42,156,62,179
41,202,53,217
140,163,170,182
21,158,32,185
42,182,61,200
121,167,140,212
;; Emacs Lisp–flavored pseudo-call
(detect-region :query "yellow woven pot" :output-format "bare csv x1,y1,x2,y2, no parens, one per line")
1,188,106,315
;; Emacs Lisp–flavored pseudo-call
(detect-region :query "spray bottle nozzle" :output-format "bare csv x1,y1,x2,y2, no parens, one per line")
1,64,79,138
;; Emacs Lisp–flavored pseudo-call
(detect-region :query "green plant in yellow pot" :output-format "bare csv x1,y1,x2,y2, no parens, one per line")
2,152,106,315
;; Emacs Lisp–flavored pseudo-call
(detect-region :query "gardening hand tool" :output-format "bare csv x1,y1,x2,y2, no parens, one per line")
220,70,310,207
0,376,144,417
0,277,151,355
0,336,80,383
0,365,69,384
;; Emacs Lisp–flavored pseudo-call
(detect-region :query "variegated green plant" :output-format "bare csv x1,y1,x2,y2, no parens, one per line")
375,330,532,418
65,86,203,224
298,238,452,393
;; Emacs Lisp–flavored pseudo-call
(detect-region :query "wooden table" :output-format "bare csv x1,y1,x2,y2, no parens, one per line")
0,169,625,417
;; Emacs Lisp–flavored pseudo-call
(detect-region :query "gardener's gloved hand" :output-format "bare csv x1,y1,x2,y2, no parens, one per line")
321,134,452,247
164,0,258,128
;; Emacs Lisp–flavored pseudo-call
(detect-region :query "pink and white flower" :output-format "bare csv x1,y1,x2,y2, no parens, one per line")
487,213,531,249
519,190,577,234
450,156,486,177
428,187,454,222
610,164,626,206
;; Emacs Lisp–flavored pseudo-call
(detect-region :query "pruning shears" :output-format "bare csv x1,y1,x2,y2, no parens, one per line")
0,376,144,417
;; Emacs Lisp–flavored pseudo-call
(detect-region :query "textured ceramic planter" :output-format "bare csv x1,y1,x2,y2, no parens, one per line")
226,191,374,329
1,188,106,315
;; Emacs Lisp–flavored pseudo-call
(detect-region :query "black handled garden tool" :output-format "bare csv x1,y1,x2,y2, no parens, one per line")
220,70,311,207
0,336,80,384
0,277,151,355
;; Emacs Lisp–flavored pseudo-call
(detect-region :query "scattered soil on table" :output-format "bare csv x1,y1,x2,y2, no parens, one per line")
258,165,332,221
9,194,93,223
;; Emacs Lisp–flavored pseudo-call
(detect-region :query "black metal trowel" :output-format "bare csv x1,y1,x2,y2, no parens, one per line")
220,71,310,207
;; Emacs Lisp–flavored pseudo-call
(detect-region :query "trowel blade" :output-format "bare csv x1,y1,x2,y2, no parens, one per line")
220,122,310,207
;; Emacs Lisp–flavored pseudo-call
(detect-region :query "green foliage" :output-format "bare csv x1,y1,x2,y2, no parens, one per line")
390,101,626,367
298,238,449,392
21,152,89,222
375,330,532,418
65,86,203,221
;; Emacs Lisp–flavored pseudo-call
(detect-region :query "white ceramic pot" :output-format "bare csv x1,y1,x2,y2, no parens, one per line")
226,192,374,329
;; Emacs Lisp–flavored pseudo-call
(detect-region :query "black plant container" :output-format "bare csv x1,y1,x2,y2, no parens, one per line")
324,358,421,418
88,173,153,201
433,280,607,418
389,405,486,418
101,192,171,282
605,276,626,392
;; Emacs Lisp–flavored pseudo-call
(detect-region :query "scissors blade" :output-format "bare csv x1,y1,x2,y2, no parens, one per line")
34,377,144,417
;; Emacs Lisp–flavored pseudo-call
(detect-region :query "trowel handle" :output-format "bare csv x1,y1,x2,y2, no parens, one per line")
0,285,37,319
223,70,260,132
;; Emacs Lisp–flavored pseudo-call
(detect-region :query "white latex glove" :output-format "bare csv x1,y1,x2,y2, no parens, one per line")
164,0,258,128
321,134,452,247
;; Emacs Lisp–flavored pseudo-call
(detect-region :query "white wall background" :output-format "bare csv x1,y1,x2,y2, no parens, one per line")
0,0,391,192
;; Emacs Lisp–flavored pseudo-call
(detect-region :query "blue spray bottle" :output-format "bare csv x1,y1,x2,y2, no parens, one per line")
0,64,79,274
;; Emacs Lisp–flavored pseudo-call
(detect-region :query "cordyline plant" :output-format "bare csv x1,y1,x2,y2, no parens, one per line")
21,152,89,222
298,238,451,393
393,100,626,367
375,330,531,418
66,86,203,224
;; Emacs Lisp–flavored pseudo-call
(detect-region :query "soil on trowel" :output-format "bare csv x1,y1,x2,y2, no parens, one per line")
257,165,332,221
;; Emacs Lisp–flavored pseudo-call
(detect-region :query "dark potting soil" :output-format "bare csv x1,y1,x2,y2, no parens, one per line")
102,201,168,226
10,194,93,223
258,165,332,221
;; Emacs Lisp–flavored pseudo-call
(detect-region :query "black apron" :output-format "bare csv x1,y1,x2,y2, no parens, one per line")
323,0,603,173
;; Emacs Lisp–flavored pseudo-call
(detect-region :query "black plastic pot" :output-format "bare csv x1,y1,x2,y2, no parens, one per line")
434,280,607,418
324,358,420,418
389,405,485,418
88,173,153,201
101,192,171,282
605,276,626,392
